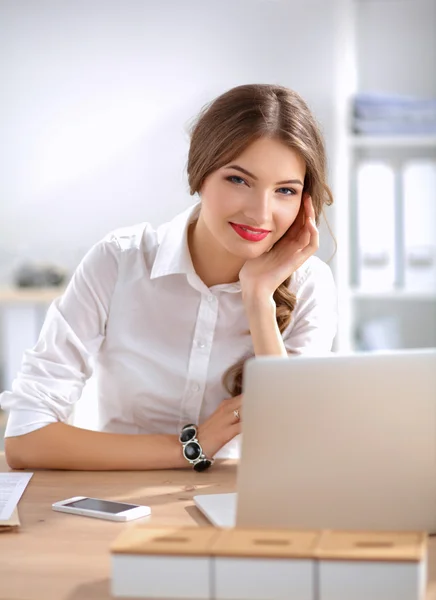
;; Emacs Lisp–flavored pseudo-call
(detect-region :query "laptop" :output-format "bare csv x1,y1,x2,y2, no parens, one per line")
194,349,436,532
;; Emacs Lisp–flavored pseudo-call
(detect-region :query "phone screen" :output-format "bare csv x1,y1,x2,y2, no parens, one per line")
63,498,138,514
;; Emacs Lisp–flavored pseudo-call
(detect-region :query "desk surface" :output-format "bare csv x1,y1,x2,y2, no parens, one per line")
0,455,236,600
0,454,435,600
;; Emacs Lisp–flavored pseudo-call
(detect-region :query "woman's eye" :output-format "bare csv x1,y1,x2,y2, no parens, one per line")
226,177,296,196
277,187,296,196
227,175,246,185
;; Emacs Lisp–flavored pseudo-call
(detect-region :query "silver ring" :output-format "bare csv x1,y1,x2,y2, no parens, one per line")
233,409,240,422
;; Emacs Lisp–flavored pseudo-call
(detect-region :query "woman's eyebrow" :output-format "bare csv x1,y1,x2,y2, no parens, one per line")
225,164,304,186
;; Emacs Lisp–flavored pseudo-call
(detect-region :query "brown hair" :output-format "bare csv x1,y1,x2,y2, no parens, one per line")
187,84,333,397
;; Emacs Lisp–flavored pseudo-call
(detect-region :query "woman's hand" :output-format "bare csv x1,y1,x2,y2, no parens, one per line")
197,394,242,458
239,194,319,299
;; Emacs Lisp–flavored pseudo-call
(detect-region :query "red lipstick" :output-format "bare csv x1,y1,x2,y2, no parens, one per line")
229,222,271,242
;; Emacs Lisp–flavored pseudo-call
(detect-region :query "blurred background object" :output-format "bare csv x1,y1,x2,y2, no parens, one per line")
352,92,436,136
13,263,66,288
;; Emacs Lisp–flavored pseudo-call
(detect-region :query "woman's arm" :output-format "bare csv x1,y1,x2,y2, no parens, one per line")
239,195,336,356
242,258,337,358
5,394,243,471
283,259,337,354
242,292,287,357
0,236,120,439
5,423,186,470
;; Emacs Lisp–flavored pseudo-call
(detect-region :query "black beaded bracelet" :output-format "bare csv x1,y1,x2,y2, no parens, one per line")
179,424,214,472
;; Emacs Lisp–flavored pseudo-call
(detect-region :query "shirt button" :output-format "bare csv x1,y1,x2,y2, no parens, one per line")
191,383,200,393
197,341,206,349
207,295,214,303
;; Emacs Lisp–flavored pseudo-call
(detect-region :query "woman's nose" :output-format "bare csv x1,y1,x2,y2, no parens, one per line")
243,191,271,226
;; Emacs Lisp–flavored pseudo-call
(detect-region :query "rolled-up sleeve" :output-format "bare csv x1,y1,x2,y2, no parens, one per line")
284,257,338,355
0,235,119,437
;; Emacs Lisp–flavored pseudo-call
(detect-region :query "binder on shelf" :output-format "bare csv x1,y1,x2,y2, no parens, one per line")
356,162,396,291
402,160,436,293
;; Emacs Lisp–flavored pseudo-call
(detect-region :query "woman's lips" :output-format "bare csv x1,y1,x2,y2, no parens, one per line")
229,222,271,242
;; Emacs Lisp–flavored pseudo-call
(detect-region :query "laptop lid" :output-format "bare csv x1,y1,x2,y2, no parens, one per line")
236,349,436,532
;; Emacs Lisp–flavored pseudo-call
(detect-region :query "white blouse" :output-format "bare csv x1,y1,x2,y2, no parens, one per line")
1,202,338,451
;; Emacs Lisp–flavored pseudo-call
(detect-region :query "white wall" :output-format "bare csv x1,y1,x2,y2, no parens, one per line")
356,0,436,96
0,0,344,284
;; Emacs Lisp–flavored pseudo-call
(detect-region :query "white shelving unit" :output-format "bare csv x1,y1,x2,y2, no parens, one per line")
333,0,436,353
345,134,436,352
349,135,436,149
351,290,436,302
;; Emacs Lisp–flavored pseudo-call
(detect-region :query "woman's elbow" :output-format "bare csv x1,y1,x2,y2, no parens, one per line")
4,426,51,469
4,437,27,470
4,423,64,470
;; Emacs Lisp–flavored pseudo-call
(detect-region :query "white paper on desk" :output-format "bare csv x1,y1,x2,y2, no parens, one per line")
0,472,33,521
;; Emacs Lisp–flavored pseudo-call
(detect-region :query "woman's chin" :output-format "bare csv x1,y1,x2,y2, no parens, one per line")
225,242,268,261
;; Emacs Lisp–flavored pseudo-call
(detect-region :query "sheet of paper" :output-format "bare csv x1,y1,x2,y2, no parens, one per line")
0,472,33,521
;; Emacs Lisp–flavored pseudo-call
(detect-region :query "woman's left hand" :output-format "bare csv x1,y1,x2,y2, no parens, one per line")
239,193,319,298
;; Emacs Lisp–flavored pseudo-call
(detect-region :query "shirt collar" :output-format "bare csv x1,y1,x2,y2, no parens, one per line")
150,202,241,294
150,202,200,280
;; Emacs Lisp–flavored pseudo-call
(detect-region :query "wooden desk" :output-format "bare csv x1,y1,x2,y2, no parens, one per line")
0,453,435,600
0,455,236,599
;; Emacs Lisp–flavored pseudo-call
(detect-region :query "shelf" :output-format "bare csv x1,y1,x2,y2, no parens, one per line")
0,286,65,304
351,290,436,301
348,135,436,148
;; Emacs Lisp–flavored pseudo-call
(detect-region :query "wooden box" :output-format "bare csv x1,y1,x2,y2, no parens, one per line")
316,530,427,600
212,528,319,600
111,526,221,599
110,526,427,600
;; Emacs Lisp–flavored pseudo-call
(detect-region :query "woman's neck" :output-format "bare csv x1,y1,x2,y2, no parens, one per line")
187,220,243,288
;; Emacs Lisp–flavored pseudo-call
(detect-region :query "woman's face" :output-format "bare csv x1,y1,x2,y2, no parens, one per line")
198,137,306,261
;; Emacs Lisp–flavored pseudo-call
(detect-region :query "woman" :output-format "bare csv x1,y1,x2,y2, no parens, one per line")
1,83,337,471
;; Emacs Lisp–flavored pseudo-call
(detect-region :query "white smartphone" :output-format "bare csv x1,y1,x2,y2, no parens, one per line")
52,496,151,522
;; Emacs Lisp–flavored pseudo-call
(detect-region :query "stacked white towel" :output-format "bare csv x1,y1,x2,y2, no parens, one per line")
353,92,436,135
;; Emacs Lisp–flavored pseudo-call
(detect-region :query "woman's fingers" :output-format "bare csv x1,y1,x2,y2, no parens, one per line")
197,395,243,457
228,421,242,438
307,218,319,251
286,198,306,238
295,197,307,229
232,406,242,424
227,395,242,423
296,196,318,253
282,193,312,248
306,194,316,222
